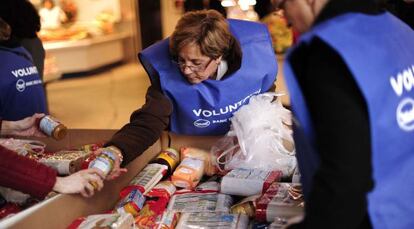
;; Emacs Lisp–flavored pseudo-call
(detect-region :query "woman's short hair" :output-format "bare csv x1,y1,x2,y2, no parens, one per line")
0,0,41,38
170,9,236,60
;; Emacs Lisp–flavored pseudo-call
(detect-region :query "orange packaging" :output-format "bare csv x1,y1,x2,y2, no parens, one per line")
180,147,217,176
171,157,204,189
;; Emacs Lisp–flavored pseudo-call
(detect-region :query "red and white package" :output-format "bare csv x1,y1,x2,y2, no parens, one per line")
255,182,304,222
220,168,283,196
134,181,176,228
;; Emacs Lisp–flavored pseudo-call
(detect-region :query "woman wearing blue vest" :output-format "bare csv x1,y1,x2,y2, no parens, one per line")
0,17,47,121
99,10,278,179
275,0,414,228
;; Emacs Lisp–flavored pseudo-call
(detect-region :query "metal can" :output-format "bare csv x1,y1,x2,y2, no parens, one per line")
116,187,146,217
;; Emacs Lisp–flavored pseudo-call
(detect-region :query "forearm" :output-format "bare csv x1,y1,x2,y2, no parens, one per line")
0,145,57,199
0,120,13,135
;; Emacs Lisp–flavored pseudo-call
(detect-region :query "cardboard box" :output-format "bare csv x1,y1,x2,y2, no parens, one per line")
0,131,222,229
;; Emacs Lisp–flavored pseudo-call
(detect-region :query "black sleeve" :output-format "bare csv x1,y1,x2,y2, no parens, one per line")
289,38,373,228
105,85,172,165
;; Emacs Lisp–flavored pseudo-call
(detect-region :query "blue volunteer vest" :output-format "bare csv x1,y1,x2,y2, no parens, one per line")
0,46,47,121
284,12,414,229
139,19,277,135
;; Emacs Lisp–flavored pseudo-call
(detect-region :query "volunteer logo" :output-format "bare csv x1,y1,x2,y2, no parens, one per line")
396,97,414,131
194,119,210,128
16,79,26,92
11,66,38,78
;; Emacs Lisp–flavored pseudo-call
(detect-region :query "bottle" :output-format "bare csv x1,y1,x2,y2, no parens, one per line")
152,148,180,176
88,150,116,188
88,150,116,177
39,115,67,140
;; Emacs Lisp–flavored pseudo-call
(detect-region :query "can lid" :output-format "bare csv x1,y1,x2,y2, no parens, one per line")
53,125,67,140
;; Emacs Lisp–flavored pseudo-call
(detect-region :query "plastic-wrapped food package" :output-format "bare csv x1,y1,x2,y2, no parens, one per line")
154,211,179,229
230,195,260,218
220,168,282,196
255,183,304,223
171,158,205,189
180,147,217,176
175,212,248,229
120,163,168,197
134,181,176,228
75,213,135,229
39,150,91,175
167,192,232,213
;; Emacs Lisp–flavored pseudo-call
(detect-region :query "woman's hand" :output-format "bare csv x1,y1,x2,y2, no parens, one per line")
53,168,105,198
1,113,46,137
94,146,128,180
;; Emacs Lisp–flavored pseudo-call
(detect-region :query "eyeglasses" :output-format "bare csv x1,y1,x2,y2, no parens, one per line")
173,58,214,73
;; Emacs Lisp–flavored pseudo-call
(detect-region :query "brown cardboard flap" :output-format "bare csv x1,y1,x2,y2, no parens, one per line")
0,129,161,229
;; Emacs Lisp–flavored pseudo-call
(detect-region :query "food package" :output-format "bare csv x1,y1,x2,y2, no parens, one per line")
154,211,179,229
134,181,176,228
0,138,46,159
220,168,283,196
180,147,217,176
71,213,135,229
171,158,204,189
120,163,168,197
115,187,146,217
167,192,232,213
255,183,304,222
39,150,91,175
0,203,21,220
175,212,249,229
230,195,260,218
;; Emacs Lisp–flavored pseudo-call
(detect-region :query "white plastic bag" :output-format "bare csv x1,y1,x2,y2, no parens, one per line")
211,92,296,177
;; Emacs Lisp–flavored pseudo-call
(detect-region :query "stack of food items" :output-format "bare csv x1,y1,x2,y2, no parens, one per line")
68,146,304,229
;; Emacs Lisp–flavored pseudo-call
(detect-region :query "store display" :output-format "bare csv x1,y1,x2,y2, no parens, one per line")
255,183,304,223
261,11,293,54
175,212,249,229
39,115,67,140
220,168,283,196
171,157,205,189
152,148,180,176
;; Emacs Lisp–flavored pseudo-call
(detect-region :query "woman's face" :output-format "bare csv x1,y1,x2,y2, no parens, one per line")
177,43,220,84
